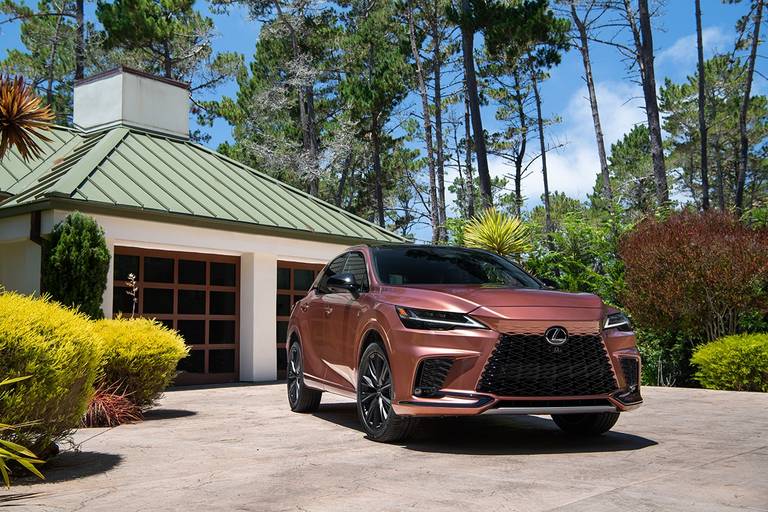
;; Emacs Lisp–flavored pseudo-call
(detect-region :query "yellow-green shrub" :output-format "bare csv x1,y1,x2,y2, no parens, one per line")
94,318,188,407
0,292,101,452
691,333,768,392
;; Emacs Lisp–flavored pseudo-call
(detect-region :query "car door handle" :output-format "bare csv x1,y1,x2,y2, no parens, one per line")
300,303,310,312
324,307,333,315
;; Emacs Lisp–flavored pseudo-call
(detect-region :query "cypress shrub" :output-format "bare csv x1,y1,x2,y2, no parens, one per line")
42,212,110,319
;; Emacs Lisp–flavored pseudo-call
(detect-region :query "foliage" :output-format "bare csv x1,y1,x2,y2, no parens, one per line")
620,211,768,344
463,208,531,258
94,318,188,408
692,333,768,392
525,201,628,306
41,212,110,319
0,74,54,161
0,376,44,488
634,329,690,387
660,55,768,210
593,125,658,218
82,383,143,427
0,292,101,452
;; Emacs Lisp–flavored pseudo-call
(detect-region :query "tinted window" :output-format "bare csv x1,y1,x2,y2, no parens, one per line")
316,254,348,293
343,252,369,291
372,246,541,288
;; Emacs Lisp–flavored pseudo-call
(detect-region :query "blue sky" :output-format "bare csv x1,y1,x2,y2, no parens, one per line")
1,0,762,234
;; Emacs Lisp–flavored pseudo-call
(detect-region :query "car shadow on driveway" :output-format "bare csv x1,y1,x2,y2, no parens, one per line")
313,402,657,455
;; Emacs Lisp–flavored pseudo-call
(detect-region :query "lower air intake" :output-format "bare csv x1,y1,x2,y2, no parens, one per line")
414,358,453,397
477,333,618,397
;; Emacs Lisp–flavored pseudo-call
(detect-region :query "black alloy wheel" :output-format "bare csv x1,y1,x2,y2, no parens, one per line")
357,343,418,442
287,342,321,412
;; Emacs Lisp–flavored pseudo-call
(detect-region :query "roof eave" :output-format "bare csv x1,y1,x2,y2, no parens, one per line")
0,197,408,246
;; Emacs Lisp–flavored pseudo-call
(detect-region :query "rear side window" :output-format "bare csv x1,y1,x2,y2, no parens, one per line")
316,254,348,293
343,252,369,292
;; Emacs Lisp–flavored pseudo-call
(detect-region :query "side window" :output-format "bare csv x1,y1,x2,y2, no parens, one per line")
343,252,369,292
316,254,348,293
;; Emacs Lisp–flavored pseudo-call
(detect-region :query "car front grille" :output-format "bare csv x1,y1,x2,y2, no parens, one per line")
477,333,618,397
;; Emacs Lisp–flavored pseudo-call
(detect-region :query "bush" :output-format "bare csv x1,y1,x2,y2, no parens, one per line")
42,212,110,319
82,384,143,428
691,333,768,392
94,318,188,408
621,211,768,343
0,292,101,452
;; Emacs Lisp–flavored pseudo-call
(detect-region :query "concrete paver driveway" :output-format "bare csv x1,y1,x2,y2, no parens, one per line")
5,384,767,511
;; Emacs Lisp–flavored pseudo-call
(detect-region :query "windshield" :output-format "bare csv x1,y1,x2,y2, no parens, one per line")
372,246,542,288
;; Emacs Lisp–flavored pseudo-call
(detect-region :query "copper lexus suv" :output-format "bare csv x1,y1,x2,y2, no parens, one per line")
286,245,642,442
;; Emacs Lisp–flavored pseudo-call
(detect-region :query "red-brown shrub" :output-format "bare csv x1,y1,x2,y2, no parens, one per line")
82,384,142,428
620,211,768,342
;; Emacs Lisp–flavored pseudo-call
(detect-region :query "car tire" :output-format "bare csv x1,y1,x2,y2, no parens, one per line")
357,342,419,443
551,412,620,435
287,342,321,413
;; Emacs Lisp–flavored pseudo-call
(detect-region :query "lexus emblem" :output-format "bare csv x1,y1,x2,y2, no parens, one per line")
545,326,569,346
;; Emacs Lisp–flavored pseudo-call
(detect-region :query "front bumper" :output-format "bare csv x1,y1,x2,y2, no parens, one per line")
387,318,643,417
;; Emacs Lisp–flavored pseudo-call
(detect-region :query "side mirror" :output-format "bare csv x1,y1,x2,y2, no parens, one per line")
540,278,558,289
326,273,360,297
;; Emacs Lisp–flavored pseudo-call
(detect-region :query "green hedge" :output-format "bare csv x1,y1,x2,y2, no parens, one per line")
0,292,101,452
691,333,768,392
94,318,188,408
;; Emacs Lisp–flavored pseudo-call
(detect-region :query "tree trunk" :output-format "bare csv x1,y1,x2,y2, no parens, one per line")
407,1,439,243
735,0,763,213
571,3,612,203
335,153,353,207
274,0,320,196
695,0,709,210
46,5,65,109
531,73,552,233
713,139,726,210
513,70,528,217
432,10,447,242
626,0,669,206
463,81,476,217
162,41,173,78
460,0,492,209
372,115,385,227
75,0,84,80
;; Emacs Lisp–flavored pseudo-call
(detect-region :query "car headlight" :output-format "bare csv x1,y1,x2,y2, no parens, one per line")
395,306,488,330
604,311,633,331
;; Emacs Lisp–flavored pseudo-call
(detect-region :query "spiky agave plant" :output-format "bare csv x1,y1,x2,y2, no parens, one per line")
0,75,54,162
464,208,532,258
0,376,44,487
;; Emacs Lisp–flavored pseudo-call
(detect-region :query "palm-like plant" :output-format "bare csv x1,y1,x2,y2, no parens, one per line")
464,208,532,258
0,75,54,162
0,376,44,487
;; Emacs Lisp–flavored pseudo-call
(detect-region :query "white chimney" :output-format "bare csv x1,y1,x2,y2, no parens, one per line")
73,66,190,139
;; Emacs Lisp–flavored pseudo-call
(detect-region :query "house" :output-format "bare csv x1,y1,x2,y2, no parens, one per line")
0,67,405,385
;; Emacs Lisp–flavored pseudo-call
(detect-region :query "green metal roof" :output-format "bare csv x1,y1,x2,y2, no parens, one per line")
0,126,406,244
0,125,81,194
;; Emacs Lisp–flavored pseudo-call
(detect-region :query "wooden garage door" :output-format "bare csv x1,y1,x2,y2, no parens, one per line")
113,247,240,385
276,261,325,379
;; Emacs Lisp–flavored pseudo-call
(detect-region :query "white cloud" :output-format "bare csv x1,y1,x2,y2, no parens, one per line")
657,26,731,69
488,80,646,208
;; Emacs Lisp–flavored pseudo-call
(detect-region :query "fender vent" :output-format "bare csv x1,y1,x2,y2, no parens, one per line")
414,358,453,397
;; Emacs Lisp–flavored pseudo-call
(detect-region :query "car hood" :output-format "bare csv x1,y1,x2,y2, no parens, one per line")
376,284,603,312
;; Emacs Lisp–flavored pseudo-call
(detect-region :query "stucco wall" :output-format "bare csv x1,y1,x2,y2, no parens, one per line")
0,239,41,295
45,210,353,382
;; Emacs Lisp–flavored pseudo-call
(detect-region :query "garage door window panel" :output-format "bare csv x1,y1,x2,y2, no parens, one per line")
113,247,239,384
